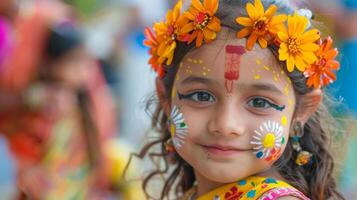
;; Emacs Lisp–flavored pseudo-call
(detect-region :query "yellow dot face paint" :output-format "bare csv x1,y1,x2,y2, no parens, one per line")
256,59,262,65
202,66,211,77
281,115,287,126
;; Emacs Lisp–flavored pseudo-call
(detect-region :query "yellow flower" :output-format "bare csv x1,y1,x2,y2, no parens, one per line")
236,0,287,50
277,14,320,72
154,0,183,65
180,0,221,47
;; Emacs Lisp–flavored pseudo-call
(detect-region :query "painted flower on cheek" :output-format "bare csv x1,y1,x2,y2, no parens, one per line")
169,105,188,149
250,120,284,162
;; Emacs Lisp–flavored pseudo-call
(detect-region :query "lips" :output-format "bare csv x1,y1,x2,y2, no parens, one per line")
202,144,250,156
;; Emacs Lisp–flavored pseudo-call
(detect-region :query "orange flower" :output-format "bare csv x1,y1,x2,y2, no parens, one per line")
278,14,320,72
143,27,165,77
154,0,183,65
180,0,221,47
236,0,287,50
304,37,340,89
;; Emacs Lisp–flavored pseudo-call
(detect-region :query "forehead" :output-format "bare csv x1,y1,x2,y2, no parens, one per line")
176,29,292,94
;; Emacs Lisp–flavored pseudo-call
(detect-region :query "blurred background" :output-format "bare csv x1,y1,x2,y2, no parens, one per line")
0,0,356,199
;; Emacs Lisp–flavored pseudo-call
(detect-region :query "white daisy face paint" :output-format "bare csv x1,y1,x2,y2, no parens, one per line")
250,120,285,162
169,105,188,149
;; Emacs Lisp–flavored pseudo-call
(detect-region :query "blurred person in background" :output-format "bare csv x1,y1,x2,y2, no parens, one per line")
0,1,144,199
0,0,21,199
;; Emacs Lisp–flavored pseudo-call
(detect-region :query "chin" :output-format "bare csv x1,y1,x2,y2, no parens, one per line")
199,163,259,183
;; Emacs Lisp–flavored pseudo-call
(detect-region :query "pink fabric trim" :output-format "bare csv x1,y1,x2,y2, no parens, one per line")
259,187,310,200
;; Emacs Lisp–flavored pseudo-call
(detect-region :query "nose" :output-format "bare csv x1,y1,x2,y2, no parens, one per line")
207,100,246,137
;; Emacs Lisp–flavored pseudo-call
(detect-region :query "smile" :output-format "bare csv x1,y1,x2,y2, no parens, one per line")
201,144,250,156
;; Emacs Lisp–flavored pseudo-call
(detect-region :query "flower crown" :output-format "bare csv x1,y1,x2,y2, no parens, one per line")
144,0,340,89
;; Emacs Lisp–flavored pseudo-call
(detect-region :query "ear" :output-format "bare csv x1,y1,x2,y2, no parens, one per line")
292,89,323,126
155,77,171,116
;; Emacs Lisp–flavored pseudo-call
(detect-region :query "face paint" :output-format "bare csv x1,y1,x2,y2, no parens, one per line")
268,102,285,111
287,99,293,111
202,66,211,77
284,83,290,95
169,106,188,149
281,115,287,126
256,59,262,65
224,45,246,93
251,120,284,162
185,65,193,74
252,69,261,80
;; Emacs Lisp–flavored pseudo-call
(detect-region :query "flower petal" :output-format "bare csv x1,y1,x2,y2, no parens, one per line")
300,29,320,43
326,60,340,70
247,3,259,21
192,0,205,12
324,69,336,81
184,11,196,20
247,33,258,50
236,17,253,26
301,51,317,64
237,27,251,38
173,0,182,21
203,28,216,40
258,37,268,48
196,31,204,47
277,31,288,42
279,51,288,61
264,5,278,18
207,17,221,32
295,15,308,34
188,31,198,44
287,54,295,72
255,0,265,16
324,49,338,60
270,14,287,25
181,23,195,33
295,55,307,72
300,43,320,51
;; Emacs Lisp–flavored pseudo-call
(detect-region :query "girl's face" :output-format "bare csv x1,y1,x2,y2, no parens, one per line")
169,29,296,184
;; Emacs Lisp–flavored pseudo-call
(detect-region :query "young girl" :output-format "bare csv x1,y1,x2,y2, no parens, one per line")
140,0,344,199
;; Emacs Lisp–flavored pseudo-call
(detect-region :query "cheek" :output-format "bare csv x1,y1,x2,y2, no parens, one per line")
249,117,290,163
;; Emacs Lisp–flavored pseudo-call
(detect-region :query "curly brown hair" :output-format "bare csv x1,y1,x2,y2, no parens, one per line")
130,0,346,199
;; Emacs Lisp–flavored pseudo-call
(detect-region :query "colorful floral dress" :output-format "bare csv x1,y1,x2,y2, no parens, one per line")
183,176,310,200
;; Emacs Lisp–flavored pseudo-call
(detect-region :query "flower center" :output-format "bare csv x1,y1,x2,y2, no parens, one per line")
253,17,268,34
195,12,211,30
287,37,301,54
262,133,276,148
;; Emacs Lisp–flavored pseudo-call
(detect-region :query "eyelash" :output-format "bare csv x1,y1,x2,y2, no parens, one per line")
177,91,285,112
177,91,216,103
247,97,285,111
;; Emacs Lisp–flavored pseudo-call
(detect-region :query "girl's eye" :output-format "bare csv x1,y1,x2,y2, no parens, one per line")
247,97,285,111
178,91,216,102
248,98,271,109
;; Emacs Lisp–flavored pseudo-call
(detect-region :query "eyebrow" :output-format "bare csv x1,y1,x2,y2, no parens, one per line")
249,83,284,95
180,75,218,86
180,75,284,95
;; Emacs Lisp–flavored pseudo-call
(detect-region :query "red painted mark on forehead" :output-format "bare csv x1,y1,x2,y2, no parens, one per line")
225,45,246,54
224,45,246,93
